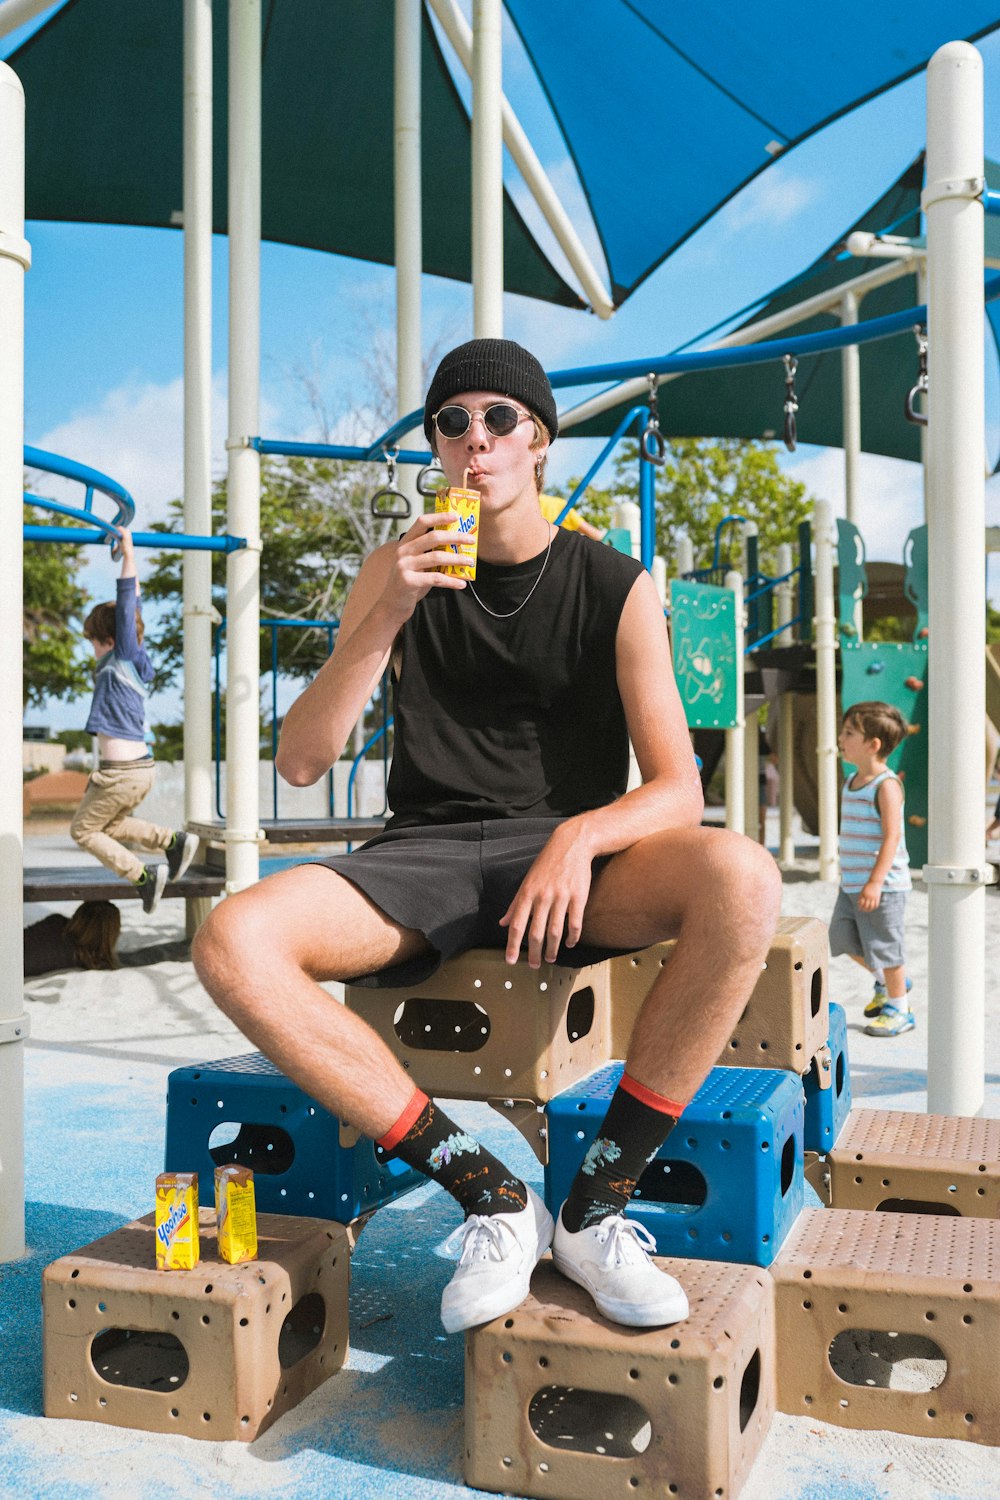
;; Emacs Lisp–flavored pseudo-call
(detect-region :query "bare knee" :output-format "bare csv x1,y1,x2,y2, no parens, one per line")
192,891,290,1017
722,831,781,939
686,829,781,951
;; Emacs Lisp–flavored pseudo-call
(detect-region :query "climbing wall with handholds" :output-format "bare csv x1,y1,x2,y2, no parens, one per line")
839,640,929,870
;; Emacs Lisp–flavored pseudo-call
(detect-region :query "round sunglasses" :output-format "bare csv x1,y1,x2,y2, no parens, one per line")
432,402,530,440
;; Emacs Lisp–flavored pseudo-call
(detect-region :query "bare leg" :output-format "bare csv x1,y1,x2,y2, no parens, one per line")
883,962,908,1001
580,826,782,1102
192,865,434,1139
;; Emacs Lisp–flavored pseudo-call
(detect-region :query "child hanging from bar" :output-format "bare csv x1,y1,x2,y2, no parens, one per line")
70,527,198,912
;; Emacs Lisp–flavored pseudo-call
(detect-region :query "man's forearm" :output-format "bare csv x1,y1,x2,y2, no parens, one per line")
566,774,705,861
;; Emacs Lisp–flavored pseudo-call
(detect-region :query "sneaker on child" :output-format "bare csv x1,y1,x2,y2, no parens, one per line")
440,1186,554,1335
864,976,913,1020
136,862,167,914
864,1002,915,1038
552,1208,689,1327
166,830,199,882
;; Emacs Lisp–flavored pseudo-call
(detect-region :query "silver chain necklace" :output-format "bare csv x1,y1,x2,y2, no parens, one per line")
466,526,555,619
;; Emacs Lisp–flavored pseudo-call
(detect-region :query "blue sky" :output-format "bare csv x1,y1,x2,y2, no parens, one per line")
7,6,1000,734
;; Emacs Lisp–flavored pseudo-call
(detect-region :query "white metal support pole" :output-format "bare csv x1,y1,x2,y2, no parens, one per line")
924,41,987,1117
775,541,796,866
225,0,262,893
471,0,503,337
0,0,52,39
674,531,694,579
183,0,214,837
813,498,839,882
395,0,423,513
841,290,861,530
429,0,613,319
724,570,745,834
917,258,930,524
0,61,29,1263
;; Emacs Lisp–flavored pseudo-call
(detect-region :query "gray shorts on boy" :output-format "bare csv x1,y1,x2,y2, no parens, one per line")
829,887,907,971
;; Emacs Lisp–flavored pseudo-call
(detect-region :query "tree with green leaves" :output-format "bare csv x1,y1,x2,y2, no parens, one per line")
22,504,91,709
552,437,814,575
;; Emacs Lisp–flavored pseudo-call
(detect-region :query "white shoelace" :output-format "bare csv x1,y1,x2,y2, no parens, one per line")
444,1213,516,1266
592,1215,658,1267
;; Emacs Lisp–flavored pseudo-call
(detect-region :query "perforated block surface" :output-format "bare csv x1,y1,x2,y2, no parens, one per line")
465,1256,774,1500
770,1206,1000,1442
608,916,829,1073
346,948,611,1107
829,1108,1000,1216
165,1052,421,1222
43,1210,350,1441
545,1063,803,1266
803,1002,852,1154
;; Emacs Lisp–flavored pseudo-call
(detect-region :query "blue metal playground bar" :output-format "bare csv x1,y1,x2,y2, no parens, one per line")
23,524,245,552
24,446,246,552
369,272,1000,453
251,437,433,466
24,444,134,527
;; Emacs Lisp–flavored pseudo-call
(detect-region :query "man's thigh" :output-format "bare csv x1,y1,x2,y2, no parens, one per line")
579,824,764,952
210,863,433,983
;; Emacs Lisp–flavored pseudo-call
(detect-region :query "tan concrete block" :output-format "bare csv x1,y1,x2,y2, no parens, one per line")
771,1207,1000,1443
346,948,610,1114
465,1257,774,1500
829,1109,1000,1215
43,1210,349,1441
608,916,828,1072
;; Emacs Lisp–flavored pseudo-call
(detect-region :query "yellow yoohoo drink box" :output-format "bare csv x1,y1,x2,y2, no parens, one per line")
436,470,480,580
155,1171,200,1270
215,1164,258,1265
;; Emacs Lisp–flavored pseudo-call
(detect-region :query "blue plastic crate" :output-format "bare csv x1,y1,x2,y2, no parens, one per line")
802,1001,851,1153
165,1052,422,1223
544,1062,803,1267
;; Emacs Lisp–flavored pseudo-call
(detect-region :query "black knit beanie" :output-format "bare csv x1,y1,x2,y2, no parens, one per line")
423,338,558,442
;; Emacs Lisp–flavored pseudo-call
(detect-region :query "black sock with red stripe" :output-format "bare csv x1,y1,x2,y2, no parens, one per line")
559,1072,686,1233
377,1089,528,1219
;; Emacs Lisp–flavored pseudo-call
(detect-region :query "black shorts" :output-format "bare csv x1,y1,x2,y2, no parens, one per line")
312,816,634,988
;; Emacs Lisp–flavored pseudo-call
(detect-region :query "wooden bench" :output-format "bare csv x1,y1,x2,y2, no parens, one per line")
23,864,226,905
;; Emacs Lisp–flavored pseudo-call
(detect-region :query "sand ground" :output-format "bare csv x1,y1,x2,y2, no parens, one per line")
6,816,1000,1500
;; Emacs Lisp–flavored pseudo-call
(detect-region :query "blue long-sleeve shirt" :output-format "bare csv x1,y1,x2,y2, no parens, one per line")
84,576,154,743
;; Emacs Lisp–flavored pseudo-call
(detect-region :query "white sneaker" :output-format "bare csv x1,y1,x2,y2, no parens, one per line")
440,1186,554,1335
552,1208,689,1328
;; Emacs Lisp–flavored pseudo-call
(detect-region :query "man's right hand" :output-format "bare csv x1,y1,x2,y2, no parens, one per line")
377,511,470,629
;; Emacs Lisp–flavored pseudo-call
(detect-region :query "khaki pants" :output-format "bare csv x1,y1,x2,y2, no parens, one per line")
69,763,172,883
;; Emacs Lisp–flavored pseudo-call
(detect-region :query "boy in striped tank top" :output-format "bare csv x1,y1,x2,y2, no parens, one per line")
830,701,913,1036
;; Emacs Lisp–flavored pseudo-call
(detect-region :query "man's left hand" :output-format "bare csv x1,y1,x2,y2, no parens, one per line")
499,820,594,968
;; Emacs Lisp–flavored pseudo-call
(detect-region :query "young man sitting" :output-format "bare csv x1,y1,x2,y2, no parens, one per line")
193,339,781,1333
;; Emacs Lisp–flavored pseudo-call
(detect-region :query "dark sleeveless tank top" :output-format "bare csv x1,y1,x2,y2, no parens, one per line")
385,527,644,827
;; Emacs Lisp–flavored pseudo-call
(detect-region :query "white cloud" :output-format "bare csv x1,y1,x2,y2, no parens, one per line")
28,371,279,526
782,445,926,563
723,173,822,237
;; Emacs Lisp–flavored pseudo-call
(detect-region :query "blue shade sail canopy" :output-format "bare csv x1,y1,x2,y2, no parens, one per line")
506,1,1000,302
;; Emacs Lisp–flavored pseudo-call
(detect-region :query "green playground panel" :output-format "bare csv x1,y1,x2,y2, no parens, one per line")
603,527,635,556
669,579,740,729
840,640,929,871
